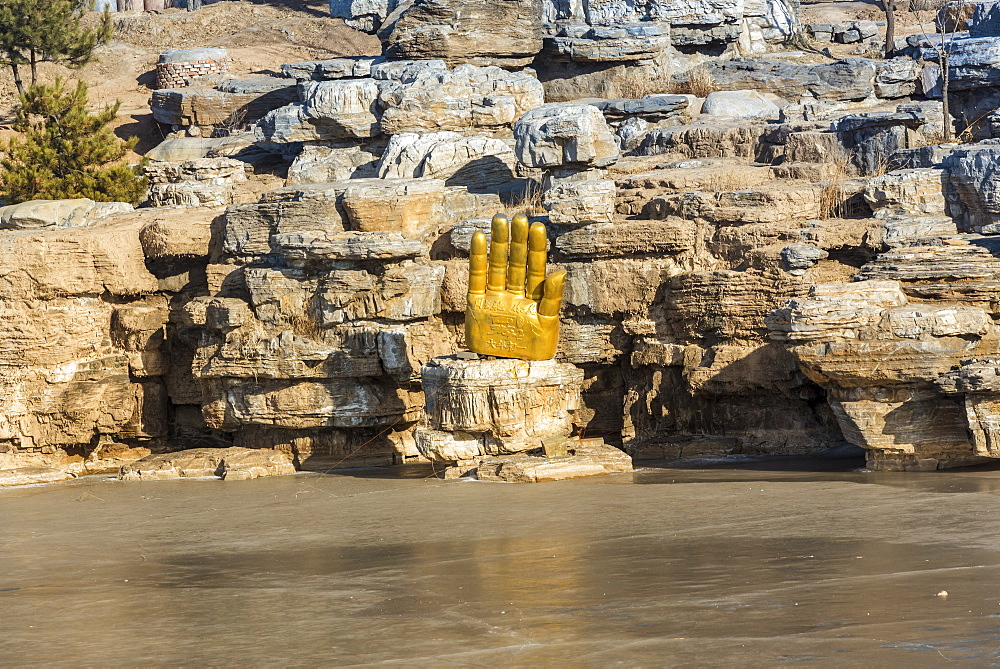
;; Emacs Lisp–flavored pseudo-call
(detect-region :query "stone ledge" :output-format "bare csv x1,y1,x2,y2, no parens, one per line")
442,438,633,482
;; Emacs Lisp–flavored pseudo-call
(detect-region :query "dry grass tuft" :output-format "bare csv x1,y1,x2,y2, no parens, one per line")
818,152,855,220
673,65,717,98
289,311,323,340
704,166,767,192
217,105,249,135
615,64,716,100
617,68,664,99
505,180,545,216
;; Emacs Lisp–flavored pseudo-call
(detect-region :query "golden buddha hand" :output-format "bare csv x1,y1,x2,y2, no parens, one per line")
465,213,567,361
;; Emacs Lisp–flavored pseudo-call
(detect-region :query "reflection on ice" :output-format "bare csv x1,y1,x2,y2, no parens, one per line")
4,460,1000,664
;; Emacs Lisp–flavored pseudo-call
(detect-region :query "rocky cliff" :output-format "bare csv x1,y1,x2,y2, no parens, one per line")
10,0,1000,482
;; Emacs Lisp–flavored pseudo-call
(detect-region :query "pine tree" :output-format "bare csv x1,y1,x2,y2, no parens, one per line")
1,78,147,205
0,0,112,95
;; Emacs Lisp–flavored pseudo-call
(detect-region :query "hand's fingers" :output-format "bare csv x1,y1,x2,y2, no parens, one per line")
538,269,566,317
525,222,547,302
468,231,488,295
506,214,529,295
486,214,509,294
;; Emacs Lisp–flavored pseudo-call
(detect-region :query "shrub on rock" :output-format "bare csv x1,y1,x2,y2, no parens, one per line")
1,78,147,206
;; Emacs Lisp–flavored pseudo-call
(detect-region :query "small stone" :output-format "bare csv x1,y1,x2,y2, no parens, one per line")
936,590,949,598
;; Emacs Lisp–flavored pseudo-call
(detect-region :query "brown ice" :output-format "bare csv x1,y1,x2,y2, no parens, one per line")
3,456,1000,665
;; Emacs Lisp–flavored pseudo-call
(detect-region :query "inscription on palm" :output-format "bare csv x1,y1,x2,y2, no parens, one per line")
465,214,566,361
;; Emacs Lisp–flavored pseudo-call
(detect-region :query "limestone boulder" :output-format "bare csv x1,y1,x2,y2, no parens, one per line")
376,131,517,189
554,218,696,259
834,111,926,176
118,447,296,481
254,79,383,146
244,262,444,325
145,134,256,162
649,0,744,24
371,58,448,83
329,0,396,32
875,58,921,98
138,211,214,260
549,24,672,62
0,219,159,300
863,169,948,216
648,182,831,224
222,198,347,259
635,122,769,160
301,79,382,139
286,142,382,185
866,215,959,249
514,103,619,168
857,237,1000,285
150,77,298,128
940,35,1000,90
472,439,633,482
770,279,999,469
944,142,1000,232
341,178,446,239
543,179,617,225
145,158,248,208
780,244,827,273
255,104,333,145
0,199,132,230
205,377,409,430
0,467,76,487
702,58,877,101
564,258,678,316
701,90,780,120
378,64,544,135
274,230,426,267
280,57,383,81
381,0,544,67
0,217,164,460
416,355,585,461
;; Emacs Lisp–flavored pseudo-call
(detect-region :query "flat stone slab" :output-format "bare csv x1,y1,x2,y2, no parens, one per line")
118,447,296,481
443,438,633,482
0,467,76,487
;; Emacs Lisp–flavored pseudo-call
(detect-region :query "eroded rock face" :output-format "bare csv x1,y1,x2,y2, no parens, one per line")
22,13,1000,483
770,280,997,470
378,64,544,135
0,199,133,230
145,158,249,208
514,103,620,168
376,131,517,188
702,58,879,100
0,208,211,471
151,77,298,129
702,90,781,120
415,356,585,462
338,0,796,67
118,447,296,481
945,142,1000,232
382,0,545,67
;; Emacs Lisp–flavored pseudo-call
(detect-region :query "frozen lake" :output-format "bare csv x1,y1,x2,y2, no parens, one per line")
4,456,1000,665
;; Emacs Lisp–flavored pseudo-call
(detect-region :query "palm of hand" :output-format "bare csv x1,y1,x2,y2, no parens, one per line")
465,214,566,361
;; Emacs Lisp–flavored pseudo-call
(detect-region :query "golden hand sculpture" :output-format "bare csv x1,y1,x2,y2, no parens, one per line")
465,213,567,361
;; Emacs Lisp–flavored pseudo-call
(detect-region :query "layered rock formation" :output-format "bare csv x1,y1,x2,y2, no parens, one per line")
0,206,214,476
16,0,1000,486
